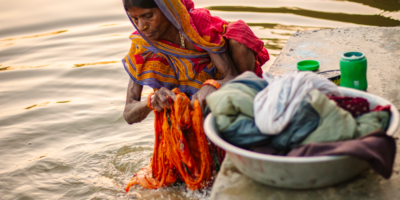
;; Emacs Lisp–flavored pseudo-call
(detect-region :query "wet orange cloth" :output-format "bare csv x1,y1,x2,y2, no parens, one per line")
125,89,213,192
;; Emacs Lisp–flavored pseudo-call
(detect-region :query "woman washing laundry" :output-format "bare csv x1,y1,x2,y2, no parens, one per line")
121,0,269,191
122,0,269,124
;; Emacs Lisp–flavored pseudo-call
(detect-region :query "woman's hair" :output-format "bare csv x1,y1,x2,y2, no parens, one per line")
124,0,158,11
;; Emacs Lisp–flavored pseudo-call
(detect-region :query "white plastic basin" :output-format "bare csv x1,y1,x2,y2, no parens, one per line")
204,87,399,189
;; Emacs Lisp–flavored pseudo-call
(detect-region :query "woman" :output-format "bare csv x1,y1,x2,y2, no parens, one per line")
122,0,269,124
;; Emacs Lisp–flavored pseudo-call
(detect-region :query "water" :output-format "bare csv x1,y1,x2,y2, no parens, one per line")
0,0,399,199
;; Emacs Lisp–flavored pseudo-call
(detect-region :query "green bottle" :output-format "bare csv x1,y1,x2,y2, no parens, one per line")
340,51,368,91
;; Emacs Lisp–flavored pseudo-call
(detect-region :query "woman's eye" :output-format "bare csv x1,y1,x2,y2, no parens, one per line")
146,15,153,19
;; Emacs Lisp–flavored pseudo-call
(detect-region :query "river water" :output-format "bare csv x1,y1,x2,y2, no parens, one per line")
0,0,399,199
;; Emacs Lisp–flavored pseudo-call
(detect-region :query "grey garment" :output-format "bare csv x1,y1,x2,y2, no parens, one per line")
355,111,390,138
206,72,269,148
269,94,320,153
222,114,271,148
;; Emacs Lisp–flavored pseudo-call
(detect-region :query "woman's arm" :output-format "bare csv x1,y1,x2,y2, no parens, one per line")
123,79,152,124
209,49,238,85
191,39,257,109
191,49,237,109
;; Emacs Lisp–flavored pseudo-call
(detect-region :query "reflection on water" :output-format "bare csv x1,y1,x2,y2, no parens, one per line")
207,6,400,26
0,64,52,71
73,61,120,68
0,30,69,42
346,0,400,12
1,0,400,199
99,24,120,27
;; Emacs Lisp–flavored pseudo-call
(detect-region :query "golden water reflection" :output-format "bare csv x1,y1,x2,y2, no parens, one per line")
24,101,64,110
56,100,71,103
73,61,120,68
0,43,14,48
99,24,120,27
0,64,51,71
0,30,68,41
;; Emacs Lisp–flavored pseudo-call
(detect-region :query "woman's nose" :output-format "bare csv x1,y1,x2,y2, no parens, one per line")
138,19,147,32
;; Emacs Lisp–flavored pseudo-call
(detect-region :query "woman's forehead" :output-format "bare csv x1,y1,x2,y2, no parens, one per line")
128,7,154,17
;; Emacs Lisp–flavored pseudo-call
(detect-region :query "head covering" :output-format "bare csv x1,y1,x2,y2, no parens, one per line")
124,0,228,54
122,0,268,97
122,0,228,96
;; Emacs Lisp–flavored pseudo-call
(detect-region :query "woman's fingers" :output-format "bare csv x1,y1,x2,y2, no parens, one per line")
152,96,163,112
160,87,177,101
151,87,177,111
190,93,198,109
157,92,170,109
198,95,206,112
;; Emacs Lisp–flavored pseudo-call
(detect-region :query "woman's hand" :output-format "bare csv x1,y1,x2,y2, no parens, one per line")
191,85,217,112
150,87,177,112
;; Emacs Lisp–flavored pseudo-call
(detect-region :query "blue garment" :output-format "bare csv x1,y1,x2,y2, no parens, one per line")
269,94,320,153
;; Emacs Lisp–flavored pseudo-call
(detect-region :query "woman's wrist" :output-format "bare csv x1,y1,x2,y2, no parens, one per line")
146,93,155,110
215,74,236,88
203,79,221,89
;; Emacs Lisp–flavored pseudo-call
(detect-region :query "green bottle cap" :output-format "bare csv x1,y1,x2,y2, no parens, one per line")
297,60,319,71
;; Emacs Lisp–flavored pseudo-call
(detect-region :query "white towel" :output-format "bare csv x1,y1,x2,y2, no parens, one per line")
254,72,342,135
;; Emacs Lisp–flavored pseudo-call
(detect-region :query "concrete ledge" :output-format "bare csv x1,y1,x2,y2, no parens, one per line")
269,27,400,107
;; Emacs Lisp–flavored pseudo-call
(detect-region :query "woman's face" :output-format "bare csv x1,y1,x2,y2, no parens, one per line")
127,7,172,41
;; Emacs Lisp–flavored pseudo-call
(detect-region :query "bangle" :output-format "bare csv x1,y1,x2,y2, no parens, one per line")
146,93,155,110
202,79,221,89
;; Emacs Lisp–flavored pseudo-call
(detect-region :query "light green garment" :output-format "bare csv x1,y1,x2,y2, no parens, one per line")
355,111,389,138
206,83,258,131
301,90,357,145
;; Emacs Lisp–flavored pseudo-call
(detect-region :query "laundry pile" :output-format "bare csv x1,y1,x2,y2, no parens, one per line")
206,72,396,178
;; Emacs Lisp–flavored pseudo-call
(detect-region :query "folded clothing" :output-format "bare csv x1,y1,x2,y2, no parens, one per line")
206,72,269,148
287,130,396,179
254,72,342,135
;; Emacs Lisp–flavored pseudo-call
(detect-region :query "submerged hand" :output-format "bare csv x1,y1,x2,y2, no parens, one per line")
191,85,217,112
150,87,177,112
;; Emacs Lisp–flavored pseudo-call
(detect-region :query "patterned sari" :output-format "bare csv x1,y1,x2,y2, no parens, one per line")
123,0,269,192
122,0,269,97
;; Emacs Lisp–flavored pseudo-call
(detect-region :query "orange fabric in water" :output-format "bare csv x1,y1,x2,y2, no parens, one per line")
125,89,213,192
